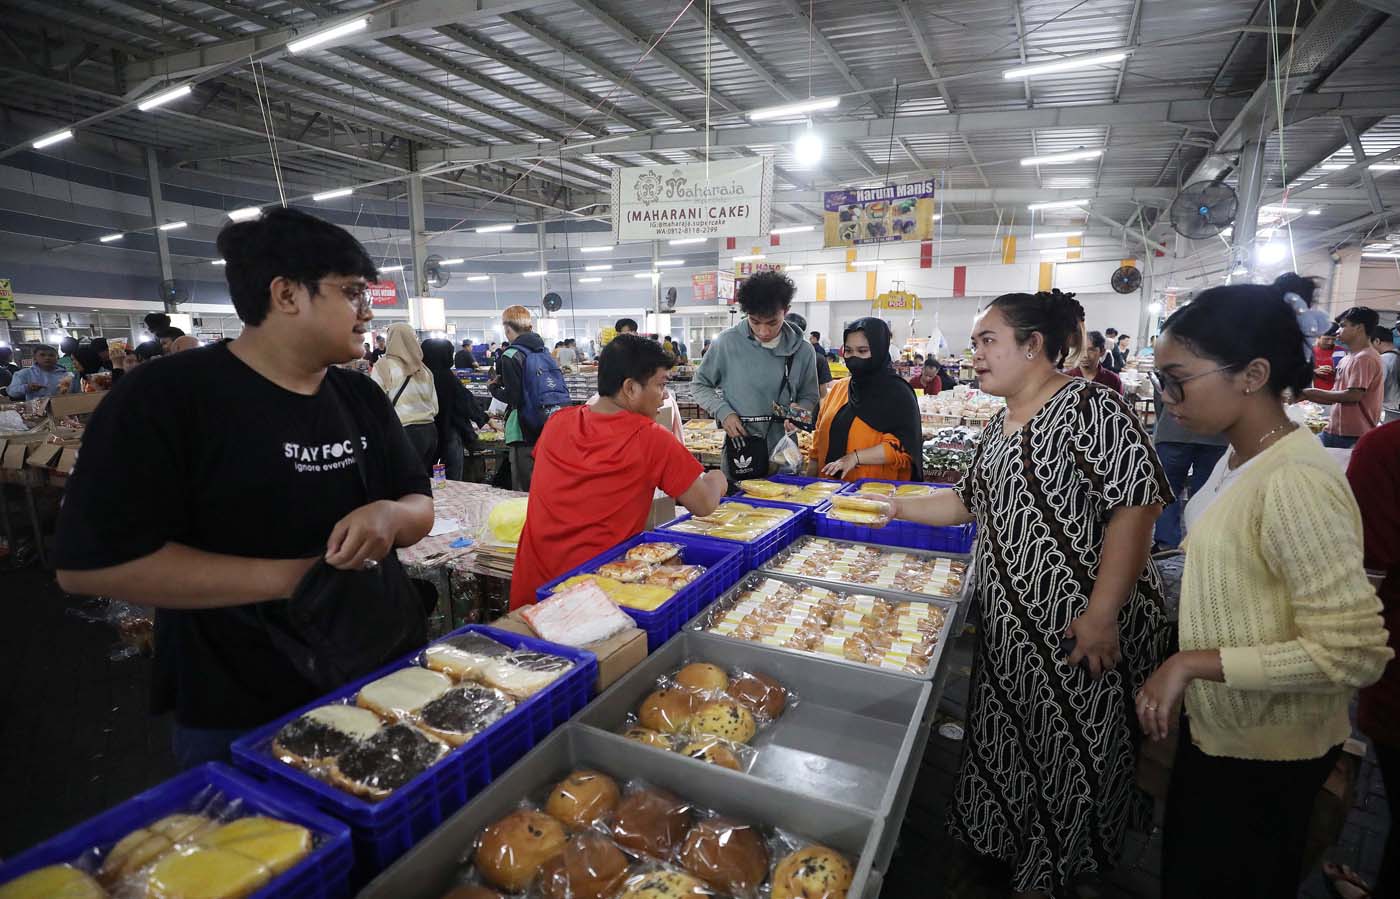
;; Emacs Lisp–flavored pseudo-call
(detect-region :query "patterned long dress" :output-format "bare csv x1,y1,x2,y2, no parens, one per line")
948,379,1172,894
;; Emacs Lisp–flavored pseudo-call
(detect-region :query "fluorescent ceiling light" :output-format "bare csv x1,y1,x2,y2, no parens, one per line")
584,264,612,271
851,260,883,268
579,277,603,283
227,206,261,222
578,245,612,253
476,223,515,234
733,254,766,262
1256,242,1288,265
287,16,368,54
1362,252,1400,259
211,259,226,266
655,259,684,267
747,96,840,121
634,272,659,279
669,237,708,245
1319,163,1350,170
784,265,804,272
440,258,465,266
98,233,124,243
793,129,824,168
312,187,353,202
1034,230,1083,239
1020,148,1103,166
137,83,192,112
522,270,547,277
931,214,942,222
770,225,815,235
1028,198,1090,211
1003,50,1129,80
379,264,404,272
1260,205,1301,214
158,221,187,231
465,275,491,282
32,130,73,150
1371,164,1400,172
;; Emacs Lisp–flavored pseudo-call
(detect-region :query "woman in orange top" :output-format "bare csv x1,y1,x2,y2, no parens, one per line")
811,317,924,482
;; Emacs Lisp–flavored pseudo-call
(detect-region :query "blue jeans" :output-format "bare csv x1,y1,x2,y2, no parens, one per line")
1154,441,1228,548
1321,431,1359,449
171,723,247,770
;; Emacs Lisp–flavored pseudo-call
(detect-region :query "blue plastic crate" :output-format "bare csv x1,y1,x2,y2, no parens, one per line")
231,625,595,883
0,763,353,899
759,474,847,506
534,531,744,651
656,496,810,568
814,498,976,553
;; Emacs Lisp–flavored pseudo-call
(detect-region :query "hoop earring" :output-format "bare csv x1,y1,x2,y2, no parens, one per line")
1026,351,1034,360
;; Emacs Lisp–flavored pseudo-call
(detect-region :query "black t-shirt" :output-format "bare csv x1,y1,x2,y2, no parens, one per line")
53,344,430,729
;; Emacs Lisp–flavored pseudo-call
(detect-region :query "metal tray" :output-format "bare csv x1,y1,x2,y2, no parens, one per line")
358,723,885,899
760,534,976,604
575,629,931,821
687,571,958,687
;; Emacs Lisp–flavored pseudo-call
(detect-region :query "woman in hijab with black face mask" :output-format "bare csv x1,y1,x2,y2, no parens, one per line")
811,317,924,482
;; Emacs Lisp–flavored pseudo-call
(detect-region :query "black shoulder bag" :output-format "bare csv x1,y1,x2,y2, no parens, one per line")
722,354,794,482
258,374,428,692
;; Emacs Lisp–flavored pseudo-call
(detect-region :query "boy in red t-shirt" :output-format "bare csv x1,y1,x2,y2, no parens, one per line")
509,335,727,609
908,358,944,396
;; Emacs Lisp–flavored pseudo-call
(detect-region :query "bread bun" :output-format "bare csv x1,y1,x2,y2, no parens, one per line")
680,818,770,896
536,832,630,899
545,770,621,830
638,688,699,733
689,700,757,744
771,845,854,899
618,870,709,899
679,739,741,771
727,672,787,719
610,788,691,859
622,727,674,751
474,810,567,893
0,865,105,899
674,663,729,693
145,846,272,899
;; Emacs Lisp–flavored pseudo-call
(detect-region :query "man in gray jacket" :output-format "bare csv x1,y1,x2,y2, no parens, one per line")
692,271,820,478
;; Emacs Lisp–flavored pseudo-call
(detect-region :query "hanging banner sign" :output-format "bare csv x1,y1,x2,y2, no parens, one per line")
0,278,13,320
718,272,736,305
691,272,717,302
874,290,922,311
367,280,399,307
612,158,774,242
823,180,937,247
734,261,785,277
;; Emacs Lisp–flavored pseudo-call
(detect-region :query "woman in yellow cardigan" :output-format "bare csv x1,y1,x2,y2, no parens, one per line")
1135,284,1392,899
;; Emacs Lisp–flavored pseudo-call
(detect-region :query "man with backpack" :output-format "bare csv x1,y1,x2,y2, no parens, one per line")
490,304,570,491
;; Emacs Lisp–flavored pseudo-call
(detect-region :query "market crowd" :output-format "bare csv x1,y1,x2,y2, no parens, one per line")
38,208,1398,899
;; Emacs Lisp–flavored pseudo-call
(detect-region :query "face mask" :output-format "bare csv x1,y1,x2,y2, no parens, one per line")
846,357,878,377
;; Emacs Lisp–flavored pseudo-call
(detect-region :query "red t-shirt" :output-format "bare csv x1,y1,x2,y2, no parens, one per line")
1313,344,1338,390
1065,365,1124,394
1346,421,1400,746
509,404,705,609
908,373,943,395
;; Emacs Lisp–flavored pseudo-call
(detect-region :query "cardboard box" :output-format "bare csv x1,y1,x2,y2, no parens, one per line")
47,391,105,419
488,609,647,693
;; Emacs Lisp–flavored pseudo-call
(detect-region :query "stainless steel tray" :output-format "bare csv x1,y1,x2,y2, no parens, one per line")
686,571,957,686
759,535,975,604
358,723,886,899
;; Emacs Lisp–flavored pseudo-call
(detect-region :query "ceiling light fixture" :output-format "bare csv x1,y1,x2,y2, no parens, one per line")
227,206,261,222
32,130,74,150
1028,199,1090,211
475,223,515,234
440,258,465,266
465,275,491,282
578,245,612,253
379,264,404,272
585,264,612,271
98,233,124,243
1020,148,1103,166
669,238,707,245
312,187,353,202
1371,164,1400,172
931,214,942,222
158,221,187,231
770,225,816,235
1034,230,1083,239
522,270,547,277
851,260,883,268
793,127,824,169
137,83,192,112
655,259,684,266
287,16,369,54
1256,242,1287,265
747,96,840,121
633,272,659,280
733,254,766,262
1362,252,1400,259
784,265,805,272
579,277,603,283
211,259,226,266
1004,49,1130,80
1260,205,1301,214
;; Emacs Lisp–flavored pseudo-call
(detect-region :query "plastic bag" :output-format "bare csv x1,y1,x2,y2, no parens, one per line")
482,497,528,548
828,494,894,527
771,433,804,475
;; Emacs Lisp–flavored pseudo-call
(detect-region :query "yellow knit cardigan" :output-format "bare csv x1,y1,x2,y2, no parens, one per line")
1180,427,1393,761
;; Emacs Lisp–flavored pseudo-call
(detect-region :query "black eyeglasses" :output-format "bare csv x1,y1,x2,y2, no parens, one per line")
315,280,370,313
1150,365,1238,403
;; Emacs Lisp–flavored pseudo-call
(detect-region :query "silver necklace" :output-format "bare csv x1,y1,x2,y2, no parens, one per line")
1228,422,1296,469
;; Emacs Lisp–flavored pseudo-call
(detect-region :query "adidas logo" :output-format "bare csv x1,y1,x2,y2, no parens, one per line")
736,454,752,469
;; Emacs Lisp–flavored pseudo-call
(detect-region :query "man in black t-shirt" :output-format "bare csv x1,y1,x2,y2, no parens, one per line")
55,207,433,768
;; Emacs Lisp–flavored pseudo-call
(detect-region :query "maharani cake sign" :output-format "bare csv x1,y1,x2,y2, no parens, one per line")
611,158,774,241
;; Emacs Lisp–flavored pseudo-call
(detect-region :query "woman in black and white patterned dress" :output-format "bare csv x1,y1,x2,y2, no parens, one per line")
879,290,1171,897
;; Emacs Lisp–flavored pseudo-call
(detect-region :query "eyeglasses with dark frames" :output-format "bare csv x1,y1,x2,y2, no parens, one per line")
1150,365,1239,403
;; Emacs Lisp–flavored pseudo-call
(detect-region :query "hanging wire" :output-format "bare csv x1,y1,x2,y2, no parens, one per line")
250,60,287,206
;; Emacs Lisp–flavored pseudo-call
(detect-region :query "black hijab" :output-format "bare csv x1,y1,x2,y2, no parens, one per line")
826,317,924,480
421,338,459,428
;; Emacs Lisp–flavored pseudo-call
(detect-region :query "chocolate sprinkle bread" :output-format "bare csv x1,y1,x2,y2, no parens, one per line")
336,723,446,794
419,685,514,737
275,716,359,761
436,632,513,659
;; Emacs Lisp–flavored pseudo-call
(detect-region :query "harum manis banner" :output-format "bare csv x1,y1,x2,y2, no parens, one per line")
823,180,937,247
